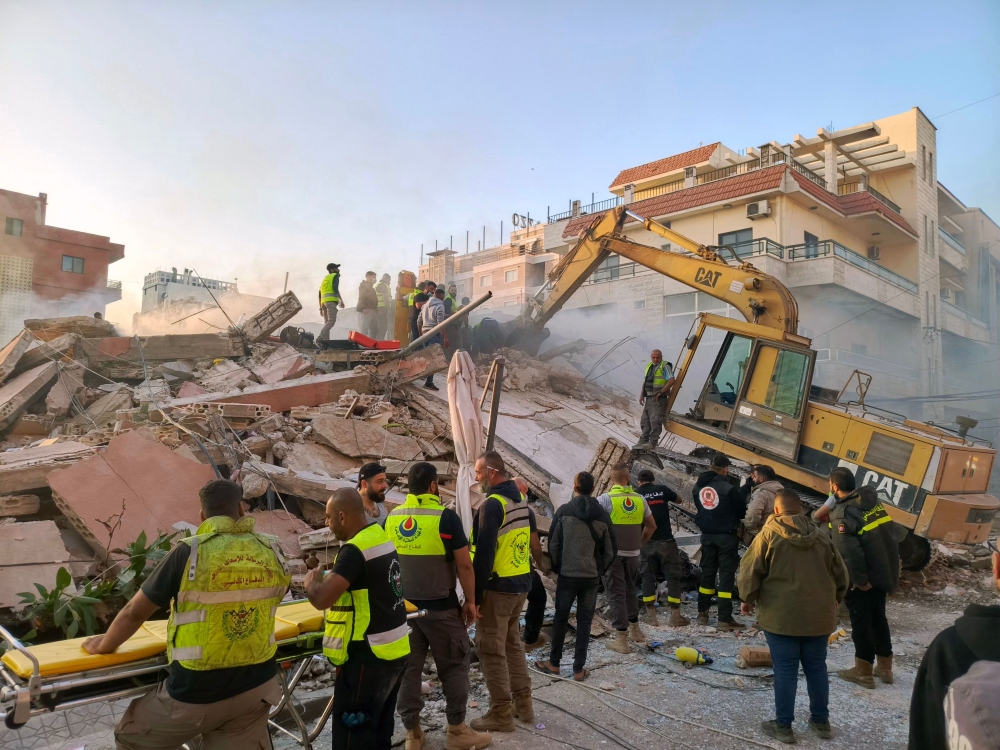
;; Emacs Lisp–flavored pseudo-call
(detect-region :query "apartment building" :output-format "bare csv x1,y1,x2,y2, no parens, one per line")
542,107,999,445
0,189,124,343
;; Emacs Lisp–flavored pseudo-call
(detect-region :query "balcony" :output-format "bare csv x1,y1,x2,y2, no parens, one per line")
938,227,966,254
107,279,122,289
105,278,123,302
941,298,988,329
837,182,902,215
549,196,623,223
785,240,917,294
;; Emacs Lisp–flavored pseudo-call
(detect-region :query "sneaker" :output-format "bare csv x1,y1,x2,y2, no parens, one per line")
761,720,797,744
808,720,832,739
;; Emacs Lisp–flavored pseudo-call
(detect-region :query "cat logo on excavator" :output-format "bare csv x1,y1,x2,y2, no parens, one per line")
694,268,722,288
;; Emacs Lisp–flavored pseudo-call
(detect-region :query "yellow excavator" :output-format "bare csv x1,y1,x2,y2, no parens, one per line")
512,205,997,569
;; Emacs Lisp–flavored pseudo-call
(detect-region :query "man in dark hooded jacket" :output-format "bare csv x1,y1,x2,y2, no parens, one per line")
908,551,1000,749
827,467,900,689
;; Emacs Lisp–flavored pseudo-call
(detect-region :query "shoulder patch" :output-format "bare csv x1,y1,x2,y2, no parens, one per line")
838,524,846,534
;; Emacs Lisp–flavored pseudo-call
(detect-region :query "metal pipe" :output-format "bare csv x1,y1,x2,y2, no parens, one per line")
485,358,505,452
391,291,492,358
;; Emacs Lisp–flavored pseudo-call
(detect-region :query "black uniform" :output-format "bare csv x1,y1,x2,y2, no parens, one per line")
691,470,746,621
829,486,900,665
636,483,685,607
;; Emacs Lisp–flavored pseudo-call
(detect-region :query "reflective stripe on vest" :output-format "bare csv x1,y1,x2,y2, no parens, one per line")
858,504,892,535
320,273,340,304
407,291,417,307
376,282,391,308
322,523,410,665
168,516,290,671
490,493,532,579
386,494,457,601
608,485,644,553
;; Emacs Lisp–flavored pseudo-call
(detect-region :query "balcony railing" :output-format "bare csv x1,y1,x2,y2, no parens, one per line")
941,298,988,329
723,238,785,260
633,179,684,202
548,196,623,223
836,182,902,215
785,240,918,294
938,227,966,254
107,279,122,289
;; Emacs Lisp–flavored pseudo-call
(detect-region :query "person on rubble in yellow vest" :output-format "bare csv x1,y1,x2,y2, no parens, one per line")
318,262,345,342
468,450,538,733
636,349,675,449
386,462,492,750
596,463,657,654
305,488,410,750
83,480,291,749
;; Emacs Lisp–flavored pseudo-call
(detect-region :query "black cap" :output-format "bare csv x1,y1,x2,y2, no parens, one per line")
710,454,731,469
359,462,386,482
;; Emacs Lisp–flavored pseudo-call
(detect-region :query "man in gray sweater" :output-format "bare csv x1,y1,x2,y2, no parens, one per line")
535,472,616,680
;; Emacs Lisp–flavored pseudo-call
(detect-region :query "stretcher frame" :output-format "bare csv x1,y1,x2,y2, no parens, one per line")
0,608,426,750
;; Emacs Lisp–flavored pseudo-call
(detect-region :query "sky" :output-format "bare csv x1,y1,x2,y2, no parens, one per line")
1,0,998,325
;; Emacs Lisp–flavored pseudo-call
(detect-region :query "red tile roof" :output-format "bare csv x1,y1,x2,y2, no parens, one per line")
609,143,720,188
787,171,916,236
563,164,786,238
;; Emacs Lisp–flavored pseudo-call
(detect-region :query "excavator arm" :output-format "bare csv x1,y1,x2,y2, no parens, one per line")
515,205,798,337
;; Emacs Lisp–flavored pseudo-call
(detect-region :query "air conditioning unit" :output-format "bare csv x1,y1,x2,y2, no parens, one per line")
867,245,881,260
746,200,771,219
940,288,951,300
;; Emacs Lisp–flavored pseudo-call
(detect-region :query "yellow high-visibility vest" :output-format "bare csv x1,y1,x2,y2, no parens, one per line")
320,273,340,304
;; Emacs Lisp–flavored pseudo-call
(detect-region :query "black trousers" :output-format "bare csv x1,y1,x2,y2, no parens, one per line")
523,569,547,643
845,587,892,663
331,646,407,750
549,577,598,674
697,532,740,621
640,539,684,606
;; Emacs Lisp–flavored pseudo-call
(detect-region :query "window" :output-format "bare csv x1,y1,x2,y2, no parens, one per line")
663,291,738,346
921,145,927,181
930,220,936,256
480,273,492,288
719,228,753,257
923,215,928,252
633,299,646,310
62,255,85,274
929,151,934,183
711,334,753,405
745,346,810,416
592,255,619,283
851,343,868,356
504,269,518,283
4,218,22,237
804,231,819,259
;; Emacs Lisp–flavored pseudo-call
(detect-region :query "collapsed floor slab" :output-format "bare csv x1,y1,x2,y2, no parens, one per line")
0,520,75,608
0,361,59,431
166,370,370,413
0,441,97,493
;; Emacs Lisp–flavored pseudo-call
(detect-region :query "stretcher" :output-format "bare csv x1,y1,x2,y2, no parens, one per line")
0,600,424,750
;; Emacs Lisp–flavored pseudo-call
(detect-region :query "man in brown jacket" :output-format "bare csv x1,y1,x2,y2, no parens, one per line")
738,489,850,745
357,271,380,339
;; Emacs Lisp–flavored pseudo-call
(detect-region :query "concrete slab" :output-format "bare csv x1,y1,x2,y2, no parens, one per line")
48,431,214,558
0,330,34,384
282,441,358,478
247,509,312,557
375,344,447,385
0,441,97,493
81,333,243,364
177,380,209,399
25,316,115,341
199,359,257,392
45,361,88,418
0,361,59,431
166,370,370,413
0,520,73,608
69,389,133,429
10,332,81,378
239,291,303,343
251,344,315,384
311,414,422,461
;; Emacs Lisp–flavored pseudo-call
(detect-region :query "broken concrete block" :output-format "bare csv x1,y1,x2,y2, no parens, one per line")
0,520,75,608
282,441,357,478
247,461,354,504
135,379,171,407
242,472,269,499
311,414,422,461
82,333,244,365
375,344,447,385
68,388,133,429
0,494,41,516
247,509,312,557
177,381,209,399
251,344,315,384
299,526,340,552
238,291,303,343
199,359,257,392
0,361,59,431
10,333,81,378
48,431,215,559
45,361,88,418
25,316,115,341
0,330,34,384
9,414,54,436
0,441,96,493
166,370,370,414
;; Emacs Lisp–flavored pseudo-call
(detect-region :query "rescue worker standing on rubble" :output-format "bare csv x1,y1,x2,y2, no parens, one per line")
470,451,537,733
827,467,901,689
357,271,380,340
635,468,689,627
597,463,656,652
417,288,447,391
318,262,345,342
387,462,492,750
692,454,747,630
636,349,674,449
83,480,291,749
376,273,393,340
305,488,411,750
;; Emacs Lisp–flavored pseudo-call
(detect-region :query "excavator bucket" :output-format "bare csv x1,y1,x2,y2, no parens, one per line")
504,324,550,356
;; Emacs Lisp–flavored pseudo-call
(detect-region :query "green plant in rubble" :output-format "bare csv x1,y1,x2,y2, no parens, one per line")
112,530,178,599
16,567,103,639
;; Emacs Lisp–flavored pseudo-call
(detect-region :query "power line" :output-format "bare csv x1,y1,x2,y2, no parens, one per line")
932,93,1000,119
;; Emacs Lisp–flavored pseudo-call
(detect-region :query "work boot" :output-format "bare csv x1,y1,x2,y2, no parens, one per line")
445,721,493,749
512,692,535,723
808,719,833,739
837,657,876,689
761,720,797,744
470,703,515,733
522,630,549,651
874,655,894,684
405,725,426,750
668,607,690,627
640,605,659,626
717,619,746,632
697,611,710,627
628,622,646,643
606,629,631,654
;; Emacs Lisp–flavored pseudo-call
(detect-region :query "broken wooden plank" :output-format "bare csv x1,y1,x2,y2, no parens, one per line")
0,330,34,384
25,316,114,341
0,361,59,431
238,291,303,343
0,494,41,516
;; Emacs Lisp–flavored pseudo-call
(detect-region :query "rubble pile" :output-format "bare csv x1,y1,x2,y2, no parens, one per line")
898,541,998,601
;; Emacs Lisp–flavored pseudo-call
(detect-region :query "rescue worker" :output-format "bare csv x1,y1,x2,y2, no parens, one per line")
357,270,380,340
692,454,747,630
597,463,656,653
82,480,290,749
636,349,675,449
318,262,345,342
635,468,689,627
470,451,537,732
376,273,393,340
358,461,389,527
444,283,459,314
410,292,428,346
418,288,447,391
387,462,492,750
827,467,901,689
514,476,548,652
305,488,411,749
742,464,784,541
